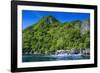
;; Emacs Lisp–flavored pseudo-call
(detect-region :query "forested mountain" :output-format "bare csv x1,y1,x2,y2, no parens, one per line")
22,16,90,54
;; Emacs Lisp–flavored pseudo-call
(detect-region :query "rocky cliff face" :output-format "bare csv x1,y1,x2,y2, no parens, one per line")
42,16,60,25
81,19,90,35
37,16,60,25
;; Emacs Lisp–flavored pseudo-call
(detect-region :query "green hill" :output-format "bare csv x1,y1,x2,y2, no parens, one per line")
22,16,90,54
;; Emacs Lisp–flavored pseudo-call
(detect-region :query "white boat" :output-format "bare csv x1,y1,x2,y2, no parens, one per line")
50,50,83,59
51,50,70,58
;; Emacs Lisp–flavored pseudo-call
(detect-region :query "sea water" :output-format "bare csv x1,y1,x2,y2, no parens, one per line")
22,54,90,62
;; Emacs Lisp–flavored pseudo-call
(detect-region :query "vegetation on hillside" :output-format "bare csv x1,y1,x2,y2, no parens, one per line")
22,16,90,54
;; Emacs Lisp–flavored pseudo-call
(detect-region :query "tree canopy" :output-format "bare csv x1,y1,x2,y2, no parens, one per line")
22,16,90,54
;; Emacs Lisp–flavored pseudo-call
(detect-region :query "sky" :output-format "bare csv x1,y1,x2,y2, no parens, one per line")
22,10,90,29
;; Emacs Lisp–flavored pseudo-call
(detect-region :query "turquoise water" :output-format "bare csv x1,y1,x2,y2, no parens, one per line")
22,54,90,62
